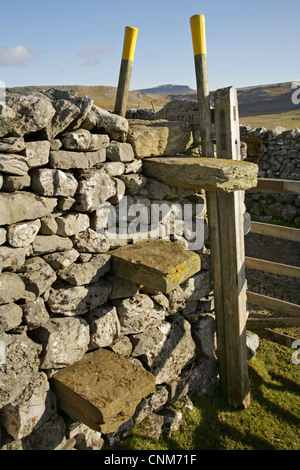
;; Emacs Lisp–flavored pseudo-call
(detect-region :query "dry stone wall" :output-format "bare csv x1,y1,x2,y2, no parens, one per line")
241,125,300,227
0,89,217,450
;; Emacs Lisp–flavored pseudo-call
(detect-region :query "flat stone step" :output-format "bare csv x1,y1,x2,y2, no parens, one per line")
110,239,201,293
51,348,156,434
142,156,258,192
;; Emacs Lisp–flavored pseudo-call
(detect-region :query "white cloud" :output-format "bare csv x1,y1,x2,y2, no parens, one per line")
0,45,37,67
77,45,113,59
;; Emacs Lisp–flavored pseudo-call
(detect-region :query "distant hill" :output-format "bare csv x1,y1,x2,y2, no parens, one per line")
136,84,196,96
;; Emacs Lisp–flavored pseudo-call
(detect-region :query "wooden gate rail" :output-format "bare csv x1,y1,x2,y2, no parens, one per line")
245,178,300,346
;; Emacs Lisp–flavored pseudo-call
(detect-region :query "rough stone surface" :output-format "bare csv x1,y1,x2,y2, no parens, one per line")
56,213,90,237
106,141,135,162
111,239,201,293
0,153,29,175
31,316,90,369
49,149,106,169
0,332,41,407
0,246,27,272
0,192,57,226
142,156,258,192
61,129,91,150
57,253,111,286
50,348,156,433
32,235,72,255
72,228,110,253
0,303,23,333
24,141,50,168
22,297,50,329
127,119,193,158
75,169,116,211
0,103,20,138
115,293,166,335
43,249,79,271
31,168,78,197
81,105,128,142
85,304,120,349
1,174,31,192
46,280,111,316
18,256,57,296
0,273,25,303
0,371,55,439
7,219,41,248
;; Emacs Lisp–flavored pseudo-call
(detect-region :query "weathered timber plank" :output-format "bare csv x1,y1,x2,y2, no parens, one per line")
251,329,298,348
142,156,258,192
247,291,300,317
110,239,201,293
252,178,300,195
250,221,300,242
245,256,300,279
247,317,300,329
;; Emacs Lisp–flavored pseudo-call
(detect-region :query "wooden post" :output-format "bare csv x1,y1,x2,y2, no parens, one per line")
214,86,250,408
190,15,250,408
114,26,138,117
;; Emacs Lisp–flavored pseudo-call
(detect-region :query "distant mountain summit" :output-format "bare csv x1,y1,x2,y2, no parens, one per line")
136,84,196,95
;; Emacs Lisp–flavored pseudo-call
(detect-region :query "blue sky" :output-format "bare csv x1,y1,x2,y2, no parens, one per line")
0,0,299,91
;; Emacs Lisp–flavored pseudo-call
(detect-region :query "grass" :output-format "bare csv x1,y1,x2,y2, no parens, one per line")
240,108,300,131
111,335,300,451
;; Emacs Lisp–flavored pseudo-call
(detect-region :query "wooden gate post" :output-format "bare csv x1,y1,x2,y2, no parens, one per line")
190,15,250,408
114,26,138,117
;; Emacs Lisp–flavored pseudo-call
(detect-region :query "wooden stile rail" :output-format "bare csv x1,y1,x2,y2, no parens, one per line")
246,177,300,347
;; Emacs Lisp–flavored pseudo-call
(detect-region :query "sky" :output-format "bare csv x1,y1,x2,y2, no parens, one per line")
0,0,299,92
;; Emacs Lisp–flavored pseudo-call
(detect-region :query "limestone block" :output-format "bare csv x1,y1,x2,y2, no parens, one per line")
18,256,57,296
75,169,116,211
96,161,125,176
119,173,147,196
0,192,57,226
22,297,49,329
109,177,126,203
32,317,90,369
150,316,196,384
72,228,110,253
0,103,20,138
56,213,90,237
0,332,41,407
111,239,201,294
85,304,121,349
21,414,66,450
49,149,106,169
89,133,110,151
115,293,166,335
39,215,58,235
81,105,128,142
131,322,172,366
142,156,258,192
0,303,23,333
50,348,156,433
1,174,31,192
7,219,41,248
61,129,91,150
6,94,56,137
0,136,25,153
50,96,93,137
0,153,29,175
43,249,79,271
127,119,193,158
24,140,50,168
0,273,25,303
57,253,111,286
0,227,6,246
32,235,72,255
0,246,27,272
106,141,135,162
46,280,111,316
107,275,139,300
31,168,78,197
0,371,55,439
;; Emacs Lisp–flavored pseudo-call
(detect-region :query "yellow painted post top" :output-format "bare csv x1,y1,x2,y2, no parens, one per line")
190,14,207,55
122,26,138,61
